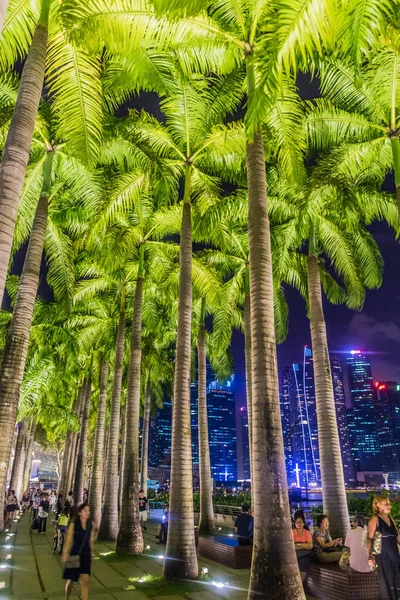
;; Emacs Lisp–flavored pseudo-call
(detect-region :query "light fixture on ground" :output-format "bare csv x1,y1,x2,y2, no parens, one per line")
200,567,208,576
145,545,150,550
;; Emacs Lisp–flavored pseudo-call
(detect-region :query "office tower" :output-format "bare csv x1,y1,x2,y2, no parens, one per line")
207,389,237,481
279,366,297,485
190,382,200,465
279,348,320,488
331,355,354,485
374,382,400,475
149,397,172,468
346,351,381,472
239,406,250,480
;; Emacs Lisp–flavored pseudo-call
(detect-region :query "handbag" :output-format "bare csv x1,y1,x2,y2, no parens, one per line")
64,524,91,570
362,522,382,555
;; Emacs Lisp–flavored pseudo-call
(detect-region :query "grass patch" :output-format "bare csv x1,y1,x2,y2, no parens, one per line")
129,574,207,597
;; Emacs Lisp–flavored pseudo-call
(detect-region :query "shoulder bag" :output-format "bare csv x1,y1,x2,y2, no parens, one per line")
64,523,91,570
362,520,381,555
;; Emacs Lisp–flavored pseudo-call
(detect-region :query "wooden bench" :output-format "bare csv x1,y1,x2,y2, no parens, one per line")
198,535,252,569
304,562,379,600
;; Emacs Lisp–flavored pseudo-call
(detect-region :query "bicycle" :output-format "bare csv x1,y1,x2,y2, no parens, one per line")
52,530,65,555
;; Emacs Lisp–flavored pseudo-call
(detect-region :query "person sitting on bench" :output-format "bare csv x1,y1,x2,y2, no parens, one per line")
312,514,343,563
234,504,254,546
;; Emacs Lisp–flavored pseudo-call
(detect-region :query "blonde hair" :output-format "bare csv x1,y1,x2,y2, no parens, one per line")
372,495,390,514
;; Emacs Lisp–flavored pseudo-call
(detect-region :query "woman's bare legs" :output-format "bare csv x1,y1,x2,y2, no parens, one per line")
79,574,89,600
65,579,73,600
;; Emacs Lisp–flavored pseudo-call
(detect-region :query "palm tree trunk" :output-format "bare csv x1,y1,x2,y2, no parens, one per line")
65,386,84,495
9,419,29,497
164,166,198,579
90,360,109,532
22,421,36,493
0,0,51,305
140,378,151,497
118,399,127,516
246,57,304,600
243,287,252,480
307,251,349,538
0,0,9,37
198,307,216,533
0,149,54,531
59,388,82,495
98,286,126,541
73,377,92,505
116,250,144,555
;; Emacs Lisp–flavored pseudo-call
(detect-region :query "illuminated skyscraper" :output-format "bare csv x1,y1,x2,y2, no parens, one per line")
239,406,250,480
331,355,354,485
374,382,400,475
149,396,172,468
279,366,297,485
346,351,381,472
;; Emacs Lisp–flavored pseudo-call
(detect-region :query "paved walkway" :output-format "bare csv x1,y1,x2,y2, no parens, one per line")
1,512,251,600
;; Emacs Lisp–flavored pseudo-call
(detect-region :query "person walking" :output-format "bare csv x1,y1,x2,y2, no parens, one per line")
49,491,57,513
38,494,50,534
65,491,74,517
32,491,41,519
62,503,94,600
368,496,400,599
139,490,149,531
5,490,18,526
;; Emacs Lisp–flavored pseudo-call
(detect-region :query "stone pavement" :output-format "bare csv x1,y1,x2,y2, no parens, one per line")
1,511,250,600
1,512,316,600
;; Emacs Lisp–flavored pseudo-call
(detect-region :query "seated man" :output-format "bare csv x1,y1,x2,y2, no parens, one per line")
344,515,372,573
234,504,254,546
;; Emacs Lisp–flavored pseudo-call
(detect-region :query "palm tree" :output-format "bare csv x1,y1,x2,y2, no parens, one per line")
124,78,243,576
306,49,400,219
270,163,397,536
73,374,92,504
9,419,29,498
98,284,126,541
0,0,50,304
89,359,109,532
148,2,334,592
0,0,105,305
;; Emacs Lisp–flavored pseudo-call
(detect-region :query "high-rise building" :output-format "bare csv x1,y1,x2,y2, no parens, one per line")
190,366,237,482
207,389,237,481
279,366,297,485
239,406,250,480
331,355,354,485
374,382,400,475
346,351,381,472
149,397,172,468
279,348,320,488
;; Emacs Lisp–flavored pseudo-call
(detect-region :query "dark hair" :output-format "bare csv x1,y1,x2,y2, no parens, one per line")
72,502,90,522
139,489,144,493
354,515,366,528
10,490,15,494
62,505,70,516
242,504,250,512
316,514,328,527
68,491,73,496
294,514,306,527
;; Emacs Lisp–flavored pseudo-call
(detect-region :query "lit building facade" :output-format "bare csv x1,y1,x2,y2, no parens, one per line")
239,406,250,480
346,351,381,472
331,355,354,485
149,396,172,468
374,382,400,475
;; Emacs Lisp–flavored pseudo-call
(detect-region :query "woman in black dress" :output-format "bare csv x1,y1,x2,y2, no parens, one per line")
368,495,400,599
62,503,93,600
